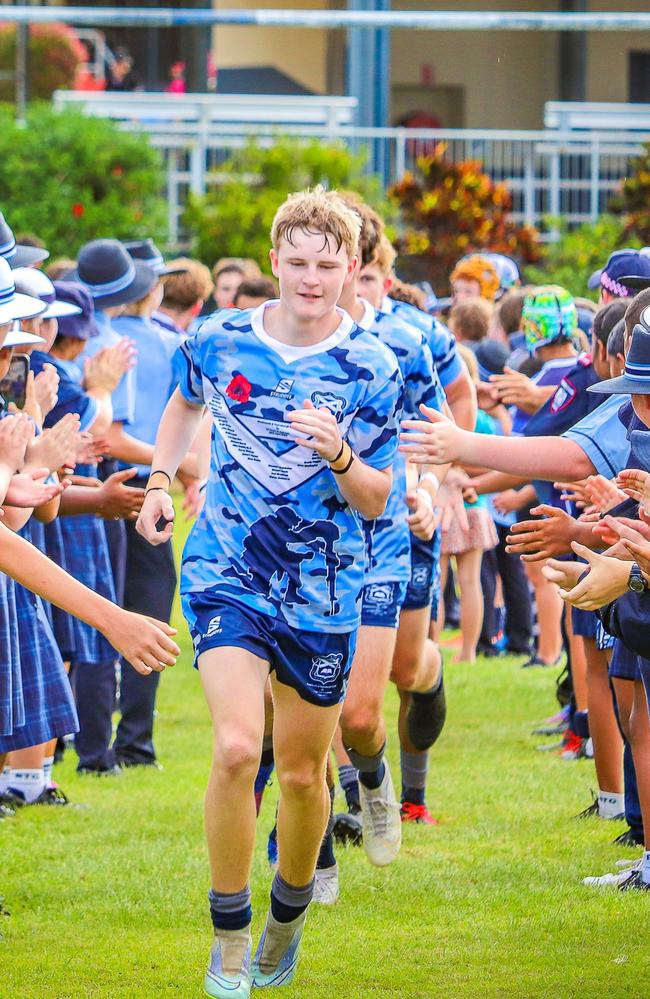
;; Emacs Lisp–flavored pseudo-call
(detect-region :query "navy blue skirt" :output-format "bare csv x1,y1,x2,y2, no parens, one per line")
0,572,24,738
41,518,77,660
0,582,78,752
54,513,117,666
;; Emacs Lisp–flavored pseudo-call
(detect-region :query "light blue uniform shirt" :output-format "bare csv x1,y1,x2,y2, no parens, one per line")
175,303,403,633
76,309,136,425
111,314,179,477
562,393,631,478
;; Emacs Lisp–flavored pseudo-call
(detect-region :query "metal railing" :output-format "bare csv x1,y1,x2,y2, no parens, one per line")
54,92,649,247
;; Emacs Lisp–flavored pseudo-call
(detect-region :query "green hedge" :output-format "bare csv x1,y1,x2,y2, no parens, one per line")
0,105,167,259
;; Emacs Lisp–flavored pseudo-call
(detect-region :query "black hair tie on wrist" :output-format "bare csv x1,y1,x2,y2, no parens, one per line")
331,452,355,475
329,442,345,465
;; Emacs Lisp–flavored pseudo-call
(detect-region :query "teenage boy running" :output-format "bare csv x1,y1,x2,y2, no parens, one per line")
137,187,403,998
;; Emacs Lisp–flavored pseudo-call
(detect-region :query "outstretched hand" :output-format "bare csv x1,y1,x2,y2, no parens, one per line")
400,403,464,466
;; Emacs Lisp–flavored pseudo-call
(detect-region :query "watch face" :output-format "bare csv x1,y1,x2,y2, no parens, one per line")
629,567,646,593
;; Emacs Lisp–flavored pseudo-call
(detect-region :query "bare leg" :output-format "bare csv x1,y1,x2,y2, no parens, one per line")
340,624,397,757
525,560,563,664
392,605,442,696
199,647,268,893
454,548,484,663
566,612,588,711
272,675,343,887
585,637,623,794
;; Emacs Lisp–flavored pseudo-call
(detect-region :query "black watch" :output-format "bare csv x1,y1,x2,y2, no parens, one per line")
628,563,648,594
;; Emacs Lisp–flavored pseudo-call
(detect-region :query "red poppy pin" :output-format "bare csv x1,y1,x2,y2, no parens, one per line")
226,373,252,403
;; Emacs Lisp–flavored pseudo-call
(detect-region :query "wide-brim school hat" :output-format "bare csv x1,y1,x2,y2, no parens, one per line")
2,322,45,348
124,238,187,277
0,258,47,325
588,249,650,297
588,312,650,395
12,267,82,320
0,212,49,269
70,238,157,309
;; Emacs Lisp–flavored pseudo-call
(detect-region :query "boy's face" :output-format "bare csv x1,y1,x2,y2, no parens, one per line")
358,261,391,310
590,334,610,381
0,346,14,380
270,229,355,323
214,271,242,309
452,278,481,303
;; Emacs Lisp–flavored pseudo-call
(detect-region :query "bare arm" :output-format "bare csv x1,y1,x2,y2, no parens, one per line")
106,421,199,478
0,522,180,674
444,369,477,431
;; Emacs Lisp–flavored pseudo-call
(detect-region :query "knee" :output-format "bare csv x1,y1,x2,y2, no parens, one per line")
213,732,260,783
391,657,419,691
277,760,324,798
341,702,382,746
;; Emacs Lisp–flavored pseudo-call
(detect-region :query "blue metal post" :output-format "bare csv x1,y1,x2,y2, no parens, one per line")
347,0,391,179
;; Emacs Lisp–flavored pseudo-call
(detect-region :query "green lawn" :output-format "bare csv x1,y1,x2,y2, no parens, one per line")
2,510,649,998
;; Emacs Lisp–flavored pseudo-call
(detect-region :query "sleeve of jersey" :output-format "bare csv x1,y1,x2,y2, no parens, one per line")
411,341,445,414
429,321,464,389
347,365,404,470
174,333,206,406
562,398,631,478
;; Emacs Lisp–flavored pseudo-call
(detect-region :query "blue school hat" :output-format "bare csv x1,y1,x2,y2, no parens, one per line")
53,281,99,340
0,257,47,325
588,310,650,395
0,211,49,269
71,239,157,309
124,238,187,276
12,268,81,320
474,339,509,381
588,250,650,298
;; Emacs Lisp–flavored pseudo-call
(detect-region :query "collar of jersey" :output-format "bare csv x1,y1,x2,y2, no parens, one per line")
355,297,376,331
250,300,354,364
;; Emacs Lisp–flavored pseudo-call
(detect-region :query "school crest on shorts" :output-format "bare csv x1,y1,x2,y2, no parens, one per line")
365,583,394,606
309,653,343,688
411,564,430,588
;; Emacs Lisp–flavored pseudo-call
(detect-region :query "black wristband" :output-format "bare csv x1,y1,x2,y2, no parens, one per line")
145,486,168,496
331,452,355,475
328,442,345,465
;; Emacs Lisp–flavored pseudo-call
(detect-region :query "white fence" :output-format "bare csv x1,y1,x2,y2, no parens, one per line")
54,92,649,247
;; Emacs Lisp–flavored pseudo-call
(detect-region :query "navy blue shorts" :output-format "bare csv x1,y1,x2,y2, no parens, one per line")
572,606,598,639
361,581,407,629
596,621,616,652
404,530,441,612
184,592,356,708
609,639,640,682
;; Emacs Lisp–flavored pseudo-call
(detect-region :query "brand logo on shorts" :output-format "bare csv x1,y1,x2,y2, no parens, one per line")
411,565,429,589
310,391,347,421
203,615,223,639
365,583,394,606
271,377,295,399
309,653,343,688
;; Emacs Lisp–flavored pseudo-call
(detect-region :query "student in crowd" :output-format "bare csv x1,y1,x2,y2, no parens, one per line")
233,277,278,310
152,257,215,337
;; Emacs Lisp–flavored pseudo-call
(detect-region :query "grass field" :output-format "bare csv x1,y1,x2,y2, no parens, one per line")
2,509,649,998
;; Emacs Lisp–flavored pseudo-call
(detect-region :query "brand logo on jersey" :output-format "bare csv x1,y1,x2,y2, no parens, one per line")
365,583,394,606
550,377,577,414
271,377,295,399
411,564,430,588
309,653,343,688
310,391,347,420
203,615,223,639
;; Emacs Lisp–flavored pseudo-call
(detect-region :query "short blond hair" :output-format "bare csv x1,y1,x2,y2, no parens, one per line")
370,235,397,277
271,185,361,259
162,257,214,311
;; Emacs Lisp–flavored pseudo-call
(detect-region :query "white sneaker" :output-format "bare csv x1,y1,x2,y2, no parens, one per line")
312,864,339,905
583,859,641,888
358,762,402,867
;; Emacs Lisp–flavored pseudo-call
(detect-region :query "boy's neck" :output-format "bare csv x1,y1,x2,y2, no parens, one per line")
338,281,365,324
262,300,342,346
539,342,577,362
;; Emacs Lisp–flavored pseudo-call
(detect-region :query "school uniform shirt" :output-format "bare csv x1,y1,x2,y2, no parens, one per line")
357,299,445,586
382,297,464,389
152,309,187,339
76,308,136,425
562,393,631,480
175,303,403,633
111,313,180,477
511,355,583,436
30,351,99,432
523,353,603,507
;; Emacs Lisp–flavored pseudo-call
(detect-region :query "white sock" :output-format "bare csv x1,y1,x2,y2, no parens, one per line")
43,755,55,789
598,791,625,820
642,850,650,886
0,765,11,794
8,768,46,804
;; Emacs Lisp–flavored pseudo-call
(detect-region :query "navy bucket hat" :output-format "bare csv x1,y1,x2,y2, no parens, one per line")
124,238,187,277
588,309,650,395
0,211,49,269
71,238,157,309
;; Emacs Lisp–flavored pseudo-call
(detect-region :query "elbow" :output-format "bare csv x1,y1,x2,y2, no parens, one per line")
358,482,391,520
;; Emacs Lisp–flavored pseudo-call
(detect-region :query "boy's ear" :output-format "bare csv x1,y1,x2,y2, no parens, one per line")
269,248,279,279
383,274,394,296
346,255,359,281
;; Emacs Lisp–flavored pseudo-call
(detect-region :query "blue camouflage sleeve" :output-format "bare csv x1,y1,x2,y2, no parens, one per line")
173,333,206,406
348,364,404,470
428,319,464,388
406,339,445,416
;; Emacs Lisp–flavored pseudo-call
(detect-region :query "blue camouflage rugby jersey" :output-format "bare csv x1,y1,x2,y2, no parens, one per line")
357,299,445,585
174,302,403,633
383,297,464,389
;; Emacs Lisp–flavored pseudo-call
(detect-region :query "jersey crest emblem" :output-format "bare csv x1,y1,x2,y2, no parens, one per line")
310,391,347,420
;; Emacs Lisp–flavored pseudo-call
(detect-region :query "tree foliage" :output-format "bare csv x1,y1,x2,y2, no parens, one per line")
0,105,167,259
0,23,85,102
